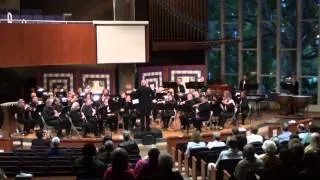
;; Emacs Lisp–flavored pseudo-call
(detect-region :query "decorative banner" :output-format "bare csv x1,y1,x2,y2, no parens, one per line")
43,73,73,91
82,74,111,94
139,66,164,90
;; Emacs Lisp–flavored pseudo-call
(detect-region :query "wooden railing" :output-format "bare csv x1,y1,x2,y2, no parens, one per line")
149,0,208,41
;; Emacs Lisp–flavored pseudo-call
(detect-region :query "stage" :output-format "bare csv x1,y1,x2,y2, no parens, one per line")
6,111,320,151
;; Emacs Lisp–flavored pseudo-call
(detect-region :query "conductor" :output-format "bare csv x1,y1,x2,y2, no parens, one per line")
137,79,154,131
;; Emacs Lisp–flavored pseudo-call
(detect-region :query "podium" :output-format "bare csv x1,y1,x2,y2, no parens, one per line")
0,102,17,134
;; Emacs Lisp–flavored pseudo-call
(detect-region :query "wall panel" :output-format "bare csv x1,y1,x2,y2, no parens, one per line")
0,24,96,67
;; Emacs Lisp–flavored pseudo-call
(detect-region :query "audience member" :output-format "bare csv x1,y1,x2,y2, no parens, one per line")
215,136,243,166
288,139,305,172
31,130,50,148
74,143,105,179
118,131,140,155
135,148,160,180
234,144,264,180
47,137,68,157
275,148,298,180
98,135,113,153
258,140,281,170
298,151,320,180
98,140,114,165
304,133,320,153
297,124,311,145
103,148,135,180
185,131,206,156
207,132,226,149
246,126,263,144
232,127,247,151
278,123,292,144
149,153,184,180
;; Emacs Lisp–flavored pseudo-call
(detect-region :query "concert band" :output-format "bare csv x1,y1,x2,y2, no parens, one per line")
14,77,258,137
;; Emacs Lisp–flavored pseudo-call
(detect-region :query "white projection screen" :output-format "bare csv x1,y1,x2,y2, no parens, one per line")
94,21,148,64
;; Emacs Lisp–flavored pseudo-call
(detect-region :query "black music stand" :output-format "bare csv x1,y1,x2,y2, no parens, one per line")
163,82,178,89
185,82,204,90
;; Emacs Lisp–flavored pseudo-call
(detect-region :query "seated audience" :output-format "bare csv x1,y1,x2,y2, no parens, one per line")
135,148,160,180
98,135,113,153
297,124,311,145
304,133,320,153
288,139,305,172
118,131,140,155
258,140,281,170
103,148,135,180
232,127,247,151
234,144,264,180
278,123,292,144
31,130,50,148
207,132,226,149
298,151,320,180
149,153,184,180
185,131,206,156
47,137,68,157
215,136,243,166
274,148,299,180
246,126,263,144
74,143,105,179
98,140,114,166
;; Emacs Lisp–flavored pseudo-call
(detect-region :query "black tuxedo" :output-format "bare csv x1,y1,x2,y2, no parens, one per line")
137,86,154,130
239,79,248,91
81,105,99,136
70,109,91,136
194,102,211,131
177,84,185,94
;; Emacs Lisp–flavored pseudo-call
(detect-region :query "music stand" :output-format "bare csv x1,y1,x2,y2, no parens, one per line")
185,82,204,90
162,82,178,89
245,83,259,95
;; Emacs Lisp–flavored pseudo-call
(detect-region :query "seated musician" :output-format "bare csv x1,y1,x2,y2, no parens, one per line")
98,95,118,133
121,95,137,130
29,95,43,130
42,98,64,137
52,98,71,136
161,93,176,129
236,91,250,125
179,93,195,131
218,90,236,130
194,96,211,132
16,99,35,134
81,98,100,137
70,102,91,137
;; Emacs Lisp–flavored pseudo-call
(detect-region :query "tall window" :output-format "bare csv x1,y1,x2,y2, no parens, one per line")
207,0,319,104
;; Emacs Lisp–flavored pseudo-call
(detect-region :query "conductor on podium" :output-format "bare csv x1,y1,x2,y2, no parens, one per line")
137,80,154,131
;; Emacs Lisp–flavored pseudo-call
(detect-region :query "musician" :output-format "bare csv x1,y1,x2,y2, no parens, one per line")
98,95,118,132
52,98,71,136
121,95,137,130
136,79,154,131
29,96,43,130
176,78,185,94
239,74,249,91
179,93,196,131
16,99,35,134
161,93,176,129
236,91,250,125
291,75,299,95
193,91,201,104
42,98,64,137
101,88,110,102
81,98,100,137
70,102,91,137
218,90,236,130
194,96,211,132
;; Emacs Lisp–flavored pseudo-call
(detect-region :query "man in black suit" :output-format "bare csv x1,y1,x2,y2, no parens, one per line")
118,131,140,155
194,96,211,132
236,91,250,125
239,74,249,91
176,78,185,94
31,130,50,148
137,79,154,131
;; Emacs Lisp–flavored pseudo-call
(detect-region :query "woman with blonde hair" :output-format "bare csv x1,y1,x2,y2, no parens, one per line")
185,131,206,156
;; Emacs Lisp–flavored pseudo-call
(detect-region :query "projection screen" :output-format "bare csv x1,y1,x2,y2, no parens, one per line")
94,21,148,64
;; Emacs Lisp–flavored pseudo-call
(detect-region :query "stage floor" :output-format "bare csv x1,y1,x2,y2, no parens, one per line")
12,111,320,142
